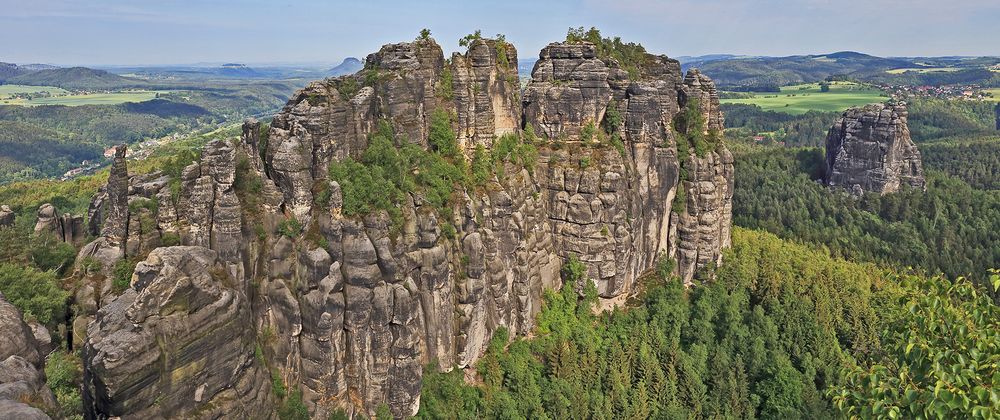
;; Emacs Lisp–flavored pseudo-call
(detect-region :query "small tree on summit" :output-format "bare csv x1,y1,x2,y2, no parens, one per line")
458,30,482,47
419,28,431,40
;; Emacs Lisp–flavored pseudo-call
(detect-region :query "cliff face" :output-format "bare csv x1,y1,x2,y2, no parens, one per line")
76,36,734,418
824,101,925,195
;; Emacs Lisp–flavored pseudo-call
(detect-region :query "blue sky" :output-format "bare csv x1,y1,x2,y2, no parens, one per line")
2,0,998,65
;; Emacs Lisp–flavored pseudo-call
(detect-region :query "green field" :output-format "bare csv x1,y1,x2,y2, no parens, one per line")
0,84,159,106
984,88,1000,102
720,82,886,115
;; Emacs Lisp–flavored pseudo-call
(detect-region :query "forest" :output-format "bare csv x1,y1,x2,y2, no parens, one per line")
731,144,1000,284
417,229,1000,419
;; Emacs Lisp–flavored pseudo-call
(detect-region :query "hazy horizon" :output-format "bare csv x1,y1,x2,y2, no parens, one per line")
3,0,999,66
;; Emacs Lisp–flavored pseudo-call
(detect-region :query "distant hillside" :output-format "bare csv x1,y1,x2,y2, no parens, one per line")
0,62,29,82
19,64,59,71
217,63,264,78
686,51,913,89
675,54,741,64
328,57,362,76
8,67,146,90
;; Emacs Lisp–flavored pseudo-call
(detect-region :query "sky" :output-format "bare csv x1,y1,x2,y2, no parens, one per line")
2,0,999,66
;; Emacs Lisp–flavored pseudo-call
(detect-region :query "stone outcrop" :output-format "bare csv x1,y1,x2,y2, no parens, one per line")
102,145,129,246
0,205,13,227
0,292,57,419
75,36,734,419
33,203,85,244
82,246,274,419
824,101,926,195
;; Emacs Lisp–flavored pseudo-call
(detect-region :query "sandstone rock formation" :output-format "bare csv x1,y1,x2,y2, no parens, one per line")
0,205,14,227
0,292,57,419
75,35,734,419
82,246,274,419
824,101,925,195
33,203,85,244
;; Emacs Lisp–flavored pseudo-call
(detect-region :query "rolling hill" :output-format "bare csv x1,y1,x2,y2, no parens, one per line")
684,51,913,89
7,67,146,90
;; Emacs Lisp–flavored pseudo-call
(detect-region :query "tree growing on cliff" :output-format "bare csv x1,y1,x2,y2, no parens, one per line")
419,28,431,40
565,27,649,80
458,30,482,47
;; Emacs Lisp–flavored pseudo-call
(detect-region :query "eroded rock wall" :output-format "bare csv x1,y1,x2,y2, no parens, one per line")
824,101,926,195
76,36,734,419
81,247,274,419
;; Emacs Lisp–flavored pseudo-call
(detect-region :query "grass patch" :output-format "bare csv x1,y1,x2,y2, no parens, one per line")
720,82,885,114
0,85,161,107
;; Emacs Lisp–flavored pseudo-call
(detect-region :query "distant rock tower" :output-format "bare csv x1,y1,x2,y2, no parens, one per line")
824,101,925,195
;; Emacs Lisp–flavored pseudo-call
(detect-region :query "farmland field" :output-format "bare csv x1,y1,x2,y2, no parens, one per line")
720,82,886,114
984,88,1000,102
0,84,160,106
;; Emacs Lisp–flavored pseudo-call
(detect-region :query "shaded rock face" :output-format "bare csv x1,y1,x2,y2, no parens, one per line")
0,292,57,419
824,102,926,195
0,205,13,227
75,37,733,419
82,246,274,419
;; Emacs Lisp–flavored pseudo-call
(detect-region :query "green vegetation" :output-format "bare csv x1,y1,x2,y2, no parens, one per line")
278,389,309,420
720,82,885,115
722,103,841,147
920,136,1000,189
907,98,997,141
418,228,901,418
480,131,538,182
732,145,1000,284
45,349,84,419
112,258,137,294
458,30,482,47
672,98,723,211
0,80,296,184
833,272,1000,418
0,262,69,326
328,111,466,228
565,27,649,80
277,218,303,238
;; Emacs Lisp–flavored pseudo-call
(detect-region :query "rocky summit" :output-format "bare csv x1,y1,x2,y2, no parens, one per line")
69,35,734,418
824,101,925,195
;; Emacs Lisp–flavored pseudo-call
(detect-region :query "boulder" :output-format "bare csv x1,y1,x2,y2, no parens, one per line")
0,205,13,227
0,293,56,418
